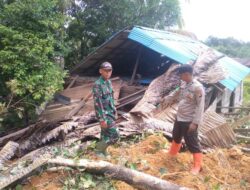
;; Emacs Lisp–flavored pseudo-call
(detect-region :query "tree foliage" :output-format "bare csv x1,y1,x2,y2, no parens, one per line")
0,0,182,128
65,0,182,69
0,0,67,127
206,36,250,58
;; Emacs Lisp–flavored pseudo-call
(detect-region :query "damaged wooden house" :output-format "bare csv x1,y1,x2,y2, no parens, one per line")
0,26,250,189
41,26,250,146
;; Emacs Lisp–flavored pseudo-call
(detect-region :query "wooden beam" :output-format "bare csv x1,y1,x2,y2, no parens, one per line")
117,95,143,109
61,77,120,94
236,134,250,141
118,88,146,102
216,106,250,110
66,75,79,89
212,84,224,92
130,47,142,85
64,92,92,119
234,128,250,133
70,30,130,73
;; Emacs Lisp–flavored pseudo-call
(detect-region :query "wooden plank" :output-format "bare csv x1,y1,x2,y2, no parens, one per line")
112,79,123,100
117,95,143,109
66,75,79,89
217,106,250,109
54,94,71,105
212,84,224,92
43,104,78,114
60,77,121,101
236,134,250,141
46,103,63,109
130,47,142,85
65,92,92,119
118,88,146,103
233,128,250,133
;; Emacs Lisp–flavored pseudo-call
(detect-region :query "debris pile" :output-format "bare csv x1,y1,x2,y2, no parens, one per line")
0,48,248,189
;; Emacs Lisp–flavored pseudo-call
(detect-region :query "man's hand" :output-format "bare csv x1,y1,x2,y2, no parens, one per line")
188,123,198,134
100,120,108,129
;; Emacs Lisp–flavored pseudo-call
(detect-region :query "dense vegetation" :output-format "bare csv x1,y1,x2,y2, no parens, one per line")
206,36,250,58
0,0,181,128
206,36,250,105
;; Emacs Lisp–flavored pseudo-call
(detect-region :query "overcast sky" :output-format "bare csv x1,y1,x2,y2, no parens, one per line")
180,0,250,42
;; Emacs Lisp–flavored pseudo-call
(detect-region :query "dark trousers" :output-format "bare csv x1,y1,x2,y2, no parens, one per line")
172,120,201,153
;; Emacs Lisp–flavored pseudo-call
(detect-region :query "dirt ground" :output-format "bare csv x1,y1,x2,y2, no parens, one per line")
23,134,250,190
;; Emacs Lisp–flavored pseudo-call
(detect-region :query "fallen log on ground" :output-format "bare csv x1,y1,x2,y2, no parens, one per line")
0,124,36,147
0,147,189,190
49,157,189,190
0,139,82,189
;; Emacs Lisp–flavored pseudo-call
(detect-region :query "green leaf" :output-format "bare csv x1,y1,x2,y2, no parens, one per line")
159,167,167,175
204,176,211,183
15,184,23,190
129,163,137,170
240,179,247,187
212,183,221,190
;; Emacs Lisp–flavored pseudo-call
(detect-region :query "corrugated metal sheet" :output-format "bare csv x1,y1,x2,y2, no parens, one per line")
128,26,250,91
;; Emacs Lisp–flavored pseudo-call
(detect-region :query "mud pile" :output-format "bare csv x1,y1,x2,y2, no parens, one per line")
109,135,250,190
23,134,250,190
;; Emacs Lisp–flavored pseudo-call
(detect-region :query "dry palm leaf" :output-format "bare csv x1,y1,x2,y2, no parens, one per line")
193,49,228,84
199,109,236,148
41,122,78,144
0,141,19,168
130,64,180,115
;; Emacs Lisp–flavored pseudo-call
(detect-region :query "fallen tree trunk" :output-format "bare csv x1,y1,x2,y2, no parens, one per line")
49,157,189,190
0,152,189,190
0,124,36,147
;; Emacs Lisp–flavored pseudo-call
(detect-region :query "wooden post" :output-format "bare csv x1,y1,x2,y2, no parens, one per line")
130,46,142,85
66,75,79,89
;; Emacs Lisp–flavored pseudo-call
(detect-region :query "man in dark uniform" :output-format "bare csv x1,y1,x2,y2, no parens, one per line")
163,64,205,175
92,62,119,154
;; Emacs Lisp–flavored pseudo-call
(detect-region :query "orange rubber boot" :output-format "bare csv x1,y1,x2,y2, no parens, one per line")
168,141,182,156
191,153,202,175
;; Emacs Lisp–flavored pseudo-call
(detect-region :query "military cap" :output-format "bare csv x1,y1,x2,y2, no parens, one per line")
100,62,112,70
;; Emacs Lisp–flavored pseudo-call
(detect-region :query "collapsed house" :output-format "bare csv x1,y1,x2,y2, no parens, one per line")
39,26,250,147
0,26,250,189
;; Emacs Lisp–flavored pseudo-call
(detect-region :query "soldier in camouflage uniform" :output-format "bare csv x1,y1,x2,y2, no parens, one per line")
92,62,119,154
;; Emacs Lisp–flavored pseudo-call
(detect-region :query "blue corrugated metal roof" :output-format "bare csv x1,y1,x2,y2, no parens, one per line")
128,26,250,91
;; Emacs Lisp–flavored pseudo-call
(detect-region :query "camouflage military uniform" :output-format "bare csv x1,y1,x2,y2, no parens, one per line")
92,76,119,145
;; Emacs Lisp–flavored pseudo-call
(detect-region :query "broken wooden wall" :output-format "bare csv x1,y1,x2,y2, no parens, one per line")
40,77,123,122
